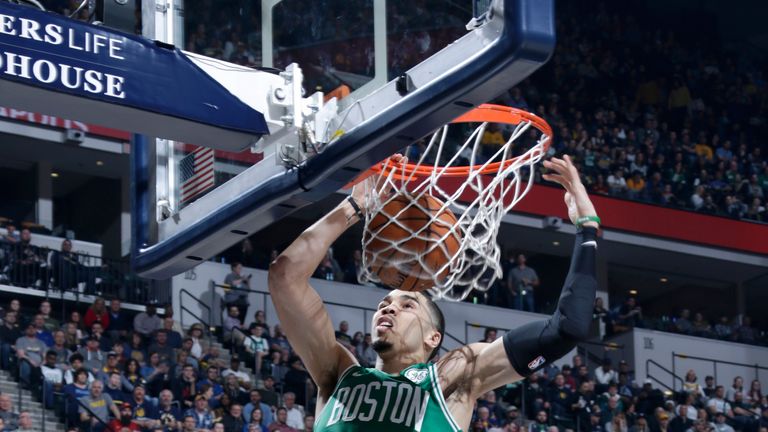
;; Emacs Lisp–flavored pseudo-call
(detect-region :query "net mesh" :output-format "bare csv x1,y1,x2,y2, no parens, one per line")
358,107,551,301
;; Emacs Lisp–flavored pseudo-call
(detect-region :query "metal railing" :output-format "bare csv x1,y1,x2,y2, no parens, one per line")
672,352,768,390
646,358,684,392
213,283,380,332
0,242,169,305
179,288,215,348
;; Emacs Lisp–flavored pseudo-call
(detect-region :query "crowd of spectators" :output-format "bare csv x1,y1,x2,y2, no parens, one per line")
591,297,766,347
0,223,156,303
488,2,768,222
1,291,765,432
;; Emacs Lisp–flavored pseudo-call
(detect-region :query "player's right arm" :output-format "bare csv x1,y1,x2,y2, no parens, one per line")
268,188,367,394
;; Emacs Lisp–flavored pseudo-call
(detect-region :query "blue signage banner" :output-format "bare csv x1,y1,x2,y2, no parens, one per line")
0,2,268,137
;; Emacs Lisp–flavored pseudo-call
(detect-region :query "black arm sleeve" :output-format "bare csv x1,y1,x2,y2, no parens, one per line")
502,227,598,376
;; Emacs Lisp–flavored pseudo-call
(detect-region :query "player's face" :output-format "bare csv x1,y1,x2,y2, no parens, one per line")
372,290,438,361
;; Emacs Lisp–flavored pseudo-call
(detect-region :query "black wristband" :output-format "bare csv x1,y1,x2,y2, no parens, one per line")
346,196,365,221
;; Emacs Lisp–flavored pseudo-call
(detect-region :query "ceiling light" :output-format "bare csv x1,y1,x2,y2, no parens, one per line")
96,160,104,166
552,241,560,246
629,289,637,295
50,172,59,178
660,277,668,283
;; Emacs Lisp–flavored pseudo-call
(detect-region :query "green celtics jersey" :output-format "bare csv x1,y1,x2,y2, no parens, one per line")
315,363,462,432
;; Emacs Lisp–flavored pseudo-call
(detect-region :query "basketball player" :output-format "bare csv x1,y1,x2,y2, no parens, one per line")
269,155,600,431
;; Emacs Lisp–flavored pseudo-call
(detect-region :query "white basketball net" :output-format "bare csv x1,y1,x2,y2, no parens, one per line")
358,115,550,301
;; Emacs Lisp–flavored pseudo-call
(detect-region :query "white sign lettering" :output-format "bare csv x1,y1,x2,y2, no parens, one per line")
0,12,128,99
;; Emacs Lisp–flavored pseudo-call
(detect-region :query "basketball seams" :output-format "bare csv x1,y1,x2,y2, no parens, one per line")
365,193,462,292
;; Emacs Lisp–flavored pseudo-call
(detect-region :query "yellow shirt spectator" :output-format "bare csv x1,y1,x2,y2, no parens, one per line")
481,130,506,147
627,176,645,192
694,142,713,161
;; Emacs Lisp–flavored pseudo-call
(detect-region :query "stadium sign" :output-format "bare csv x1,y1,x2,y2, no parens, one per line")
0,2,270,150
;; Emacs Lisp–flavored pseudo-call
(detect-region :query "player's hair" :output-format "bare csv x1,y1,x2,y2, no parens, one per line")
421,293,445,361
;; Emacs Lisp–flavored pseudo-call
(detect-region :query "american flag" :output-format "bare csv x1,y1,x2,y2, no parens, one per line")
179,146,215,203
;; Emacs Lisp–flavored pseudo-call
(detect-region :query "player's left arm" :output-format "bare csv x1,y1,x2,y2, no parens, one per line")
443,155,600,397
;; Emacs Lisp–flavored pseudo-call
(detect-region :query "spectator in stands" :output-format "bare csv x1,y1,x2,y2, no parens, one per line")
707,386,734,417
223,356,251,390
607,412,629,432
748,380,763,405
674,310,693,334
64,353,93,384
106,299,130,343
51,329,72,364
84,297,110,331
133,303,162,338
334,321,351,345
188,323,207,360
259,376,280,409
198,366,224,399
90,322,112,352
530,410,550,432
32,313,54,346
0,393,18,430
186,395,214,431
670,406,694,432
15,410,34,432
162,317,182,349
252,310,270,333
123,358,145,386
245,390,273,428
713,316,735,340
270,325,291,353
223,306,245,345
355,333,376,367
248,407,270,432
282,392,305,430
269,407,298,432
726,377,745,403
174,363,200,409
16,322,48,388
224,262,251,323
108,402,141,431
2,298,20,324
223,373,249,406
78,336,105,375
126,332,146,365
130,385,161,429
79,379,120,432
66,309,87,343
595,358,619,391
40,349,64,408
244,324,270,377
713,413,734,432
313,249,343,281
0,311,21,370
683,370,706,400
507,253,540,312
614,297,643,332
39,300,59,331
547,373,574,429
223,403,246,432
148,329,175,364
157,388,183,430
104,371,129,406
181,414,198,432
690,313,713,338
736,317,758,344
11,228,44,287
52,239,87,292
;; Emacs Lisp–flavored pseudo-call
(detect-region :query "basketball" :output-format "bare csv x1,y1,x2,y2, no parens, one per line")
363,193,462,291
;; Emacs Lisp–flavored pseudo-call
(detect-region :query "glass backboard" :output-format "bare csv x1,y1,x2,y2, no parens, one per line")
135,0,555,278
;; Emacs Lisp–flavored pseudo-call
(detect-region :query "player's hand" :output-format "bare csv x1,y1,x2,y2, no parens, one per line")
351,154,407,213
542,155,599,228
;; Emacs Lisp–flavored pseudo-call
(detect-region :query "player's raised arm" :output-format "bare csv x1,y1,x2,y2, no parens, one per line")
440,155,599,398
268,182,372,393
